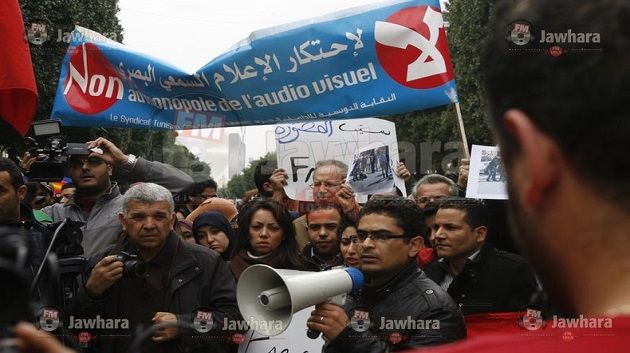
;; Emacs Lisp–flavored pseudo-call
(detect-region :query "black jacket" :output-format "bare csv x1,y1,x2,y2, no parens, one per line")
324,261,466,353
0,204,56,306
300,243,344,272
424,243,538,315
70,232,241,353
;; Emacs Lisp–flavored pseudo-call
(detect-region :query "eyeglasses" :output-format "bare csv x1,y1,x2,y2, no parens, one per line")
340,236,359,246
356,230,409,242
69,157,105,169
311,180,343,189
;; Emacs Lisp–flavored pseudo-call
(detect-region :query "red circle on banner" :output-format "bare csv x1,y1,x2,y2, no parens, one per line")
63,43,124,114
375,6,454,89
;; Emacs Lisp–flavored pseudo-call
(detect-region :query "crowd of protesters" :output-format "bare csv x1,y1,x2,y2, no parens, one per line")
2,139,544,353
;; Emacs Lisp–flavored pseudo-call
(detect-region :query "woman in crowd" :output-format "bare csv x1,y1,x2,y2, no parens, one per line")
192,211,237,262
174,219,195,244
337,216,360,268
229,199,303,280
186,196,239,234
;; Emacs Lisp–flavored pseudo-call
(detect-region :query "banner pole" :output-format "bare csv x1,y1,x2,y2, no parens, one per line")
455,102,470,158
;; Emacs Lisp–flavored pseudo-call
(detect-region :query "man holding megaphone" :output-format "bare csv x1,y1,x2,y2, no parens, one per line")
306,196,466,352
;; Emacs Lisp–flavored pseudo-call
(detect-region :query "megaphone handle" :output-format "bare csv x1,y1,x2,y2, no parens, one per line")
307,294,348,339
307,328,321,339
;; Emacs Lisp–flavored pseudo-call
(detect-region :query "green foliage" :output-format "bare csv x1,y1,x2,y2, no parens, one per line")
445,0,495,145
220,152,276,200
0,0,208,179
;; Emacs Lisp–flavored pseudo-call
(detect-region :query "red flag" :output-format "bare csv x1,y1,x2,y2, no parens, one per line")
0,0,38,136
463,312,523,339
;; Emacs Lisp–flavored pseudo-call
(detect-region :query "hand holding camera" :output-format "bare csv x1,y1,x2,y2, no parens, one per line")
85,255,124,298
85,252,149,298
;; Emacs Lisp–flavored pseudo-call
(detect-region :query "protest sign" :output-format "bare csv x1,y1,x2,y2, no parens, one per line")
237,306,323,353
275,117,405,201
51,0,456,130
465,145,508,200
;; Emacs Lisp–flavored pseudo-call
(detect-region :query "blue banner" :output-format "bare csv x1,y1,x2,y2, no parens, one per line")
51,0,457,130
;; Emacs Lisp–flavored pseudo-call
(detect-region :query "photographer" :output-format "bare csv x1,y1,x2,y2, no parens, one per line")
69,183,240,353
23,137,194,258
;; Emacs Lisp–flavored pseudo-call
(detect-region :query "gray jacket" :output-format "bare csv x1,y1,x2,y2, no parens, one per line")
42,158,193,257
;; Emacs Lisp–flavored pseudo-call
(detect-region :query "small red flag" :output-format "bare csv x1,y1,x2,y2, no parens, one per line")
0,0,38,136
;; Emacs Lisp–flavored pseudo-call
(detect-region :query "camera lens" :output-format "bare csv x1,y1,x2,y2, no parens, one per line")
123,260,149,278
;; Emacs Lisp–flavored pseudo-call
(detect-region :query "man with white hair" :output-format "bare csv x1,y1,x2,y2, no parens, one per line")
410,174,459,209
70,183,240,353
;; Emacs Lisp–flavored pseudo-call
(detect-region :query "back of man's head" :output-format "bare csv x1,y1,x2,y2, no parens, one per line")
122,183,174,214
483,0,630,211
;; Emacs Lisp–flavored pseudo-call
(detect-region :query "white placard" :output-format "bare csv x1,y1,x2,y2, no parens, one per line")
275,118,406,201
237,306,324,353
465,145,508,200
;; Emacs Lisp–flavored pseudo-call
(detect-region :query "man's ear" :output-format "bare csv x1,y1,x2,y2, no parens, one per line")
16,185,27,202
170,213,177,230
262,181,273,193
107,163,113,177
503,109,561,207
407,236,424,258
118,213,126,231
473,226,488,245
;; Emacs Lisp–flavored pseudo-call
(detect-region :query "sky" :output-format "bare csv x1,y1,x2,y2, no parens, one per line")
116,0,448,185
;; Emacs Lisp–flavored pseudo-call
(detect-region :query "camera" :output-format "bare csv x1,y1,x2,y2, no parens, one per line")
0,228,32,328
115,252,149,278
24,120,90,182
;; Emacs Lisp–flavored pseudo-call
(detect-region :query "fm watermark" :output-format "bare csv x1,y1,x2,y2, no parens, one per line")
37,307,130,332
518,306,615,342
192,310,284,333
26,22,118,46
190,309,283,345
506,20,602,57
37,307,131,349
347,307,443,345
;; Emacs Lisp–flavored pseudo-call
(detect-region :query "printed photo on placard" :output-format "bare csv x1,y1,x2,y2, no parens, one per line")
346,143,394,195
466,145,508,200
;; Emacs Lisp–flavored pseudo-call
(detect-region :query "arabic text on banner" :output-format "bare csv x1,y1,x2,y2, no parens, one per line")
51,0,457,130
